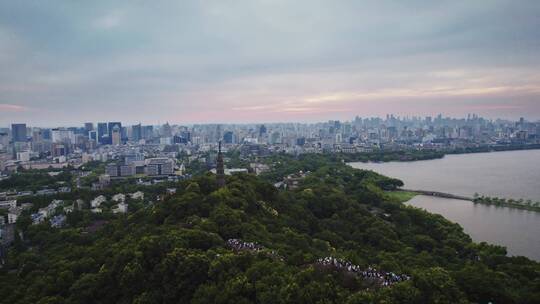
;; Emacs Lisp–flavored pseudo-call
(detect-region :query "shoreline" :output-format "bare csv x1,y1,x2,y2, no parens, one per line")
343,144,540,163
394,189,540,213
472,197,540,213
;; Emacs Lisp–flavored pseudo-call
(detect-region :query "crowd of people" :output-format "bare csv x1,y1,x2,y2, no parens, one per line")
316,257,411,287
226,239,265,252
226,239,285,261
225,241,410,287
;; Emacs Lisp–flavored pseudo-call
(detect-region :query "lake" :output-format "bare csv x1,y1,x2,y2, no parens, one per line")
350,149,540,261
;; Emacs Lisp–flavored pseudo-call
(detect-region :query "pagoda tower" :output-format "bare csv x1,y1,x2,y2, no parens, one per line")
216,141,225,188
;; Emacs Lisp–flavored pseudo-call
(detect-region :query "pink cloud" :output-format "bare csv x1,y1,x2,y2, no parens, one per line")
0,103,27,112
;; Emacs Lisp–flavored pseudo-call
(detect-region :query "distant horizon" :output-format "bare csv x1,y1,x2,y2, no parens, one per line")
1,113,538,129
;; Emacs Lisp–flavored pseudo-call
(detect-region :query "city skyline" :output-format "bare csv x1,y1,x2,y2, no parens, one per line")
1,113,538,129
1,1,540,125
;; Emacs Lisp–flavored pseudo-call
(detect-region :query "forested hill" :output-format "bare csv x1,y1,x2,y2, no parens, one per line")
1,161,539,303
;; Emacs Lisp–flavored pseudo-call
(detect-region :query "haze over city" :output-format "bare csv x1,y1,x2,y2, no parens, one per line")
2,2,540,303
1,0,540,126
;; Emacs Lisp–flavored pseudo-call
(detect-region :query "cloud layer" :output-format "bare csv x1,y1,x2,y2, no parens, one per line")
1,0,539,126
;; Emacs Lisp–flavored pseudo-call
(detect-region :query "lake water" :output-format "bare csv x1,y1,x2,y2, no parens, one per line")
350,150,540,260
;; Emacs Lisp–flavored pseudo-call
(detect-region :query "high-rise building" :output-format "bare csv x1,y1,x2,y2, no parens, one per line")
0,132,9,147
143,125,154,140
161,123,172,138
107,122,121,144
132,124,142,142
97,123,108,145
259,124,267,137
32,129,43,142
180,131,191,143
51,128,75,143
111,125,121,146
42,128,52,141
121,126,128,142
88,130,98,142
11,124,27,142
84,123,94,133
223,131,234,144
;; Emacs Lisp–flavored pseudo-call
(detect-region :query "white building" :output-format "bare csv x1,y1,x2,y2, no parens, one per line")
112,193,126,203
8,207,22,224
0,200,17,209
113,202,128,214
130,191,144,200
51,128,75,143
38,200,62,218
91,195,106,208
16,151,31,162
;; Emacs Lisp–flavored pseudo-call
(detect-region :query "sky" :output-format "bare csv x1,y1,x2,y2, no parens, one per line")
1,0,540,126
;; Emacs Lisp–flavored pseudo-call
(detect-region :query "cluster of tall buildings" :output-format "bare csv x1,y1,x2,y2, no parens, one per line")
1,115,539,173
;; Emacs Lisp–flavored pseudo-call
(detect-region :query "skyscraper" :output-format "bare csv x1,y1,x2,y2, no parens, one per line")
107,122,122,144
97,123,108,145
143,125,154,140
259,124,267,137
223,131,234,144
11,123,27,142
111,125,121,146
32,129,43,142
89,130,98,142
132,124,142,142
161,123,172,138
84,123,94,133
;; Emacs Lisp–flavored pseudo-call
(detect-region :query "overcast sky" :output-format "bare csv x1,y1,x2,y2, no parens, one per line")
1,0,539,126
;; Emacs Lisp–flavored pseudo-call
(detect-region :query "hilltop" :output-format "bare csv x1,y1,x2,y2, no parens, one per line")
0,157,539,304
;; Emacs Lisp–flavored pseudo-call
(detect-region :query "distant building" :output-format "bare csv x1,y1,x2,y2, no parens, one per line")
143,125,154,140
8,207,22,224
111,125,121,146
99,174,111,185
132,124,142,142
38,199,62,218
16,151,31,162
113,202,128,214
88,130,98,142
145,158,174,176
0,200,17,209
107,122,122,144
210,168,248,175
112,193,126,203
223,131,234,144
50,215,66,228
130,191,144,200
106,163,135,177
11,124,27,142
97,123,108,144
91,195,106,208
51,128,75,143
84,122,94,132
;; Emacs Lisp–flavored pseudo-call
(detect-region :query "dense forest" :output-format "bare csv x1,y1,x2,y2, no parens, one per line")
1,157,539,303
0,168,73,192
